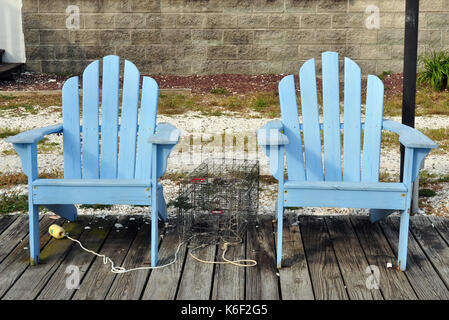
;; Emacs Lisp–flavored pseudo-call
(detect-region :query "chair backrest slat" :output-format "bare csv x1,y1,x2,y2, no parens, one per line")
321,52,342,181
100,55,120,179
278,52,384,184
342,57,362,182
82,60,100,179
299,58,323,181
117,60,140,179
279,75,306,181
361,75,384,182
62,56,159,182
135,77,159,180
62,76,81,179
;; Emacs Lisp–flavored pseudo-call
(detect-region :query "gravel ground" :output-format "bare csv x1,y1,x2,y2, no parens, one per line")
1,105,448,217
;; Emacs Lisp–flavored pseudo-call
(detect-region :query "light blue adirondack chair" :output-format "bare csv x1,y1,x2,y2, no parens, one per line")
258,52,437,271
6,55,180,267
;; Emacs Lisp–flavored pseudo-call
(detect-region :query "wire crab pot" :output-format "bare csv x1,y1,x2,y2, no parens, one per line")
174,158,259,247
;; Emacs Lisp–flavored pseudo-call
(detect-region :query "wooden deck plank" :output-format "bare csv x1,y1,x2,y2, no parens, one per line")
36,216,117,300
2,215,92,300
142,226,187,300
0,216,61,298
379,216,449,300
276,214,314,300
429,216,449,247
211,234,246,300
350,216,418,300
245,216,279,300
299,216,348,300
409,216,449,290
325,216,383,300
176,243,216,300
71,216,142,300
1,214,449,300
0,215,18,236
106,217,163,300
0,215,37,264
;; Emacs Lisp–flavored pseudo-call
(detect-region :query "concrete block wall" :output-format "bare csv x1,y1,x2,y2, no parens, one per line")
22,0,449,75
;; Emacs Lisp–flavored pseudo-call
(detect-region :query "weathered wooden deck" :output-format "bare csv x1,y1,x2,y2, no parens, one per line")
1,213,449,300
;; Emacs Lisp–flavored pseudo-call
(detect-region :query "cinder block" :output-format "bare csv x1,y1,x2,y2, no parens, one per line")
254,30,285,45
207,45,238,60
346,29,377,44
268,14,300,29
252,60,283,74
131,30,161,44
285,30,315,44
177,14,206,28
191,30,223,45
131,0,161,12
376,59,403,74
26,45,55,60
24,30,40,45
98,30,131,45
24,60,42,72
206,14,238,28
223,60,252,74
116,46,146,62
191,60,224,74
238,14,269,28
315,29,347,44
360,44,392,59
146,45,177,62
40,30,71,44
223,30,254,44
115,14,146,28
177,45,207,60
54,45,87,59
377,29,403,45
161,29,192,44
162,60,191,74
300,14,332,29
83,14,114,29
252,0,284,13
317,0,347,12
268,46,299,60
285,0,317,13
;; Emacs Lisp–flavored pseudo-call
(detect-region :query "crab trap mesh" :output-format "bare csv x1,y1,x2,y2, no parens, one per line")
174,158,259,246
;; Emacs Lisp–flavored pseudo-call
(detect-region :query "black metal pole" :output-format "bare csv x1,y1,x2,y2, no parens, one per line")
400,0,420,182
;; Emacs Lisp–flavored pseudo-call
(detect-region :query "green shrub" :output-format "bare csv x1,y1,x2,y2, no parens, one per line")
210,87,229,95
417,51,449,91
418,188,436,197
0,193,28,214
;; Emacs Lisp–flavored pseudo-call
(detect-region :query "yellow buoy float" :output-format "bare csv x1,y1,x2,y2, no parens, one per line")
48,224,66,239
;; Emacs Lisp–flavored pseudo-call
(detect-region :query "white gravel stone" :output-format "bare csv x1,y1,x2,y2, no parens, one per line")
1,109,448,217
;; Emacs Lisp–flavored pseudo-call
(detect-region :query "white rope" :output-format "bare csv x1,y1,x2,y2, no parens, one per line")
189,242,257,267
65,234,185,274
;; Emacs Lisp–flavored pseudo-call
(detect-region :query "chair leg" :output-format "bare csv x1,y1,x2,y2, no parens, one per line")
276,202,283,269
29,204,40,266
151,187,158,267
397,209,410,271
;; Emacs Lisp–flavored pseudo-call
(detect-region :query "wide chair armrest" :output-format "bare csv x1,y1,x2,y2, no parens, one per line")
5,124,63,144
382,119,438,149
148,122,180,145
257,120,289,146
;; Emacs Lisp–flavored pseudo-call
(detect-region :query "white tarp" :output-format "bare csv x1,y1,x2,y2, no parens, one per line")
0,0,26,63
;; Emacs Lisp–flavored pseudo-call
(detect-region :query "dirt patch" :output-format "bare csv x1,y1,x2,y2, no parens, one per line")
1,71,404,97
